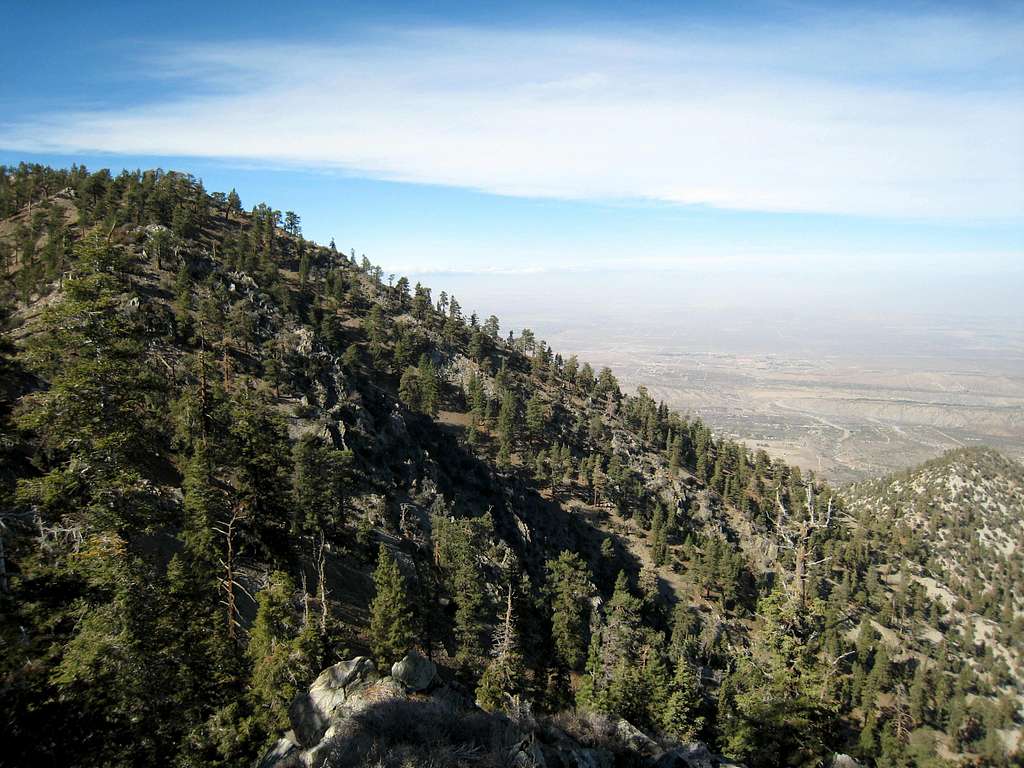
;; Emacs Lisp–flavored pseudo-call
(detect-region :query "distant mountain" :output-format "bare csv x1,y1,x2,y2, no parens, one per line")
0,163,1019,768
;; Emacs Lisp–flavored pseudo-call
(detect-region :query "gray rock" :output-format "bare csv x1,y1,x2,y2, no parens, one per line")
288,657,380,747
288,695,329,751
510,739,548,768
653,742,743,768
302,739,334,768
538,740,613,768
257,736,302,768
613,718,658,756
831,756,862,768
391,651,437,692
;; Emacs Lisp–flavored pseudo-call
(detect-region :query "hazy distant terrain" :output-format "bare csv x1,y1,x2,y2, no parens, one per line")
570,346,1024,484
422,269,1024,483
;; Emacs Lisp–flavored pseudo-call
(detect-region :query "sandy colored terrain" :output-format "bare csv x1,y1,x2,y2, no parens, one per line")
544,340,1024,483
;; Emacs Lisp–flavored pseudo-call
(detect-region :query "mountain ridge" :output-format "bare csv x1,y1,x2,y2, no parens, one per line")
0,163,1020,768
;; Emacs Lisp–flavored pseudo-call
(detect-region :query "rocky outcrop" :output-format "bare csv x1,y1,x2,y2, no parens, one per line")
287,656,381,747
653,743,743,768
830,755,863,768
262,656,743,768
390,650,437,692
256,736,301,768
614,718,660,757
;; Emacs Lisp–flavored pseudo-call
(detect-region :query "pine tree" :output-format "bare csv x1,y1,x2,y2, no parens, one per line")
369,544,414,667
476,585,524,713
17,235,164,538
547,551,594,670
564,354,579,385
591,455,606,506
226,188,241,220
226,389,292,550
248,572,319,738
182,443,224,568
605,659,648,725
399,365,422,411
578,362,595,394
497,440,512,469
601,572,642,679
292,435,351,534
576,630,605,712
721,587,836,764
525,391,546,443
432,514,491,669
497,390,516,445
174,258,193,316
858,711,878,758
862,644,890,712
468,328,486,362
364,304,387,360
418,355,440,416
651,503,668,566
908,663,931,726
669,435,682,478
661,657,705,741
534,451,550,487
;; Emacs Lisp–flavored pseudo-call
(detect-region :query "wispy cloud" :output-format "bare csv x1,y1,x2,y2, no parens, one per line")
3,12,1022,218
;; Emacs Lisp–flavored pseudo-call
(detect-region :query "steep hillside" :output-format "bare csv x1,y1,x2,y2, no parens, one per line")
848,448,1023,614
0,163,1020,768
846,449,1024,755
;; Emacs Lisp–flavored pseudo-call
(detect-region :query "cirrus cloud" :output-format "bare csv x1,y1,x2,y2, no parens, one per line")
2,14,1022,219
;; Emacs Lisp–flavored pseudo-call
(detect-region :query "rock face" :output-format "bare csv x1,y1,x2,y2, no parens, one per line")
288,656,379,747
830,755,863,768
390,650,437,692
614,717,660,756
653,743,744,768
264,656,743,768
256,736,301,768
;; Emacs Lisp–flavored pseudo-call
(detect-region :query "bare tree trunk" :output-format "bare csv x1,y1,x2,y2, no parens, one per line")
216,504,246,642
774,485,833,609
794,523,808,607
301,568,310,627
198,345,209,451
225,510,237,640
318,532,329,633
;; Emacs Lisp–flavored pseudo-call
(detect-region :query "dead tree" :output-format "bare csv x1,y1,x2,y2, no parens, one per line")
197,344,209,450
891,685,914,744
821,649,856,703
300,569,310,627
214,502,249,642
317,531,329,634
773,483,834,608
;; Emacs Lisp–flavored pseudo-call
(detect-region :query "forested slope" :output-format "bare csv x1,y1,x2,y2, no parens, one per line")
0,164,1019,767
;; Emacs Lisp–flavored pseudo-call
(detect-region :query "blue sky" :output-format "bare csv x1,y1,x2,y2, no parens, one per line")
1,0,1022,323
